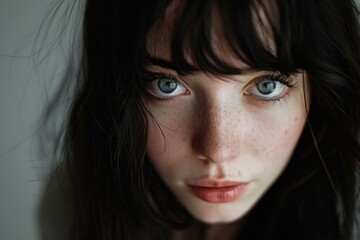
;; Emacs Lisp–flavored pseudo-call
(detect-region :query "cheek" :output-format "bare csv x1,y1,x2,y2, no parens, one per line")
249,79,309,155
146,114,191,179
246,104,307,170
147,119,165,156
146,113,186,155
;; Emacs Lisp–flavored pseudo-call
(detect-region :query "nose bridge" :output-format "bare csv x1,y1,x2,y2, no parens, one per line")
192,93,241,163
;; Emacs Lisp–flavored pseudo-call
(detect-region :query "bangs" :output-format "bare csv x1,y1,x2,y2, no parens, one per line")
145,0,305,75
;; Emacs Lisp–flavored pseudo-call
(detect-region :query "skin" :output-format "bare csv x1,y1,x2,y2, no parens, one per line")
144,2,310,238
146,68,309,224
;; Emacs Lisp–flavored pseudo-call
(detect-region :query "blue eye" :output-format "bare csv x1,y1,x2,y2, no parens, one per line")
246,75,295,100
147,74,188,99
157,78,178,93
256,79,277,95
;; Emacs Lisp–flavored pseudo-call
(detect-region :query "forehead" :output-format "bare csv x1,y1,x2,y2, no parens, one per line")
146,0,277,72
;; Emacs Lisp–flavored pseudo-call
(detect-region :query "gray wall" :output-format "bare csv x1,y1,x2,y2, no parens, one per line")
0,0,78,239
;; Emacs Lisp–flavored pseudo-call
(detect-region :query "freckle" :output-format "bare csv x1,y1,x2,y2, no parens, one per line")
285,130,288,135
294,117,298,122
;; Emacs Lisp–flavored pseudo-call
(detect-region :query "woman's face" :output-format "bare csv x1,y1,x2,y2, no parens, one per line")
145,66,309,223
145,5,310,224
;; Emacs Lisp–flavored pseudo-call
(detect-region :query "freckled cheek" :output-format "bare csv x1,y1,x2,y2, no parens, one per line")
248,113,306,165
278,116,305,147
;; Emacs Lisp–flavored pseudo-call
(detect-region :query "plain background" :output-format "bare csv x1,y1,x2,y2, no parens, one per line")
0,0,79,239
1,1,360,240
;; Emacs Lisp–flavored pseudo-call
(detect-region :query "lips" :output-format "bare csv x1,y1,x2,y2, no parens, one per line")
187,179,249,203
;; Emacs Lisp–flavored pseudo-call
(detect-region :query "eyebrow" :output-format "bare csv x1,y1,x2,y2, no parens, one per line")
145,56,260,76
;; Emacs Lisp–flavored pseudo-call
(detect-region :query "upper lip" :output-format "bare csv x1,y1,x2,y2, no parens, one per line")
187,179,248,188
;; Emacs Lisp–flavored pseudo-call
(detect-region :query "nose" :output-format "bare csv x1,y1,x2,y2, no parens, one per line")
192,94,242,163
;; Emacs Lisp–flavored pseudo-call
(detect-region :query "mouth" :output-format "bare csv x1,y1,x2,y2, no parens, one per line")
187,179,249,203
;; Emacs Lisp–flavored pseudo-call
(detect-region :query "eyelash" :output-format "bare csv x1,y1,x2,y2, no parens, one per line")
256,73,296,88
143,72,186,103
144,72,298,104
250,73,297,104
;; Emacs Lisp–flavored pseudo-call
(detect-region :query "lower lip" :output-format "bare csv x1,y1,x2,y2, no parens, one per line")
188,184,248,203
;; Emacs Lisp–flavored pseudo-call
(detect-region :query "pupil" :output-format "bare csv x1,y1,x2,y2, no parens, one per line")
158,79,178,93
257,80,276,95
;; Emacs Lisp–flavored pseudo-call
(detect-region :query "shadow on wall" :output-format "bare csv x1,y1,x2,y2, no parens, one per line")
37,170,73,240
36,53,78,240
35,1,83,238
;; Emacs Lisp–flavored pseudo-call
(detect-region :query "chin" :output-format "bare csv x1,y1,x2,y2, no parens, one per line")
197,216,242,225
187,203,249,224
193,212,245,225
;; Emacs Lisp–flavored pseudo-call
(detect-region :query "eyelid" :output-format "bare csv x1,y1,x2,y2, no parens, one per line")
243,72,298,102
144,71,190,101
247,72,295,90
244,72,296,87
143,71,176,82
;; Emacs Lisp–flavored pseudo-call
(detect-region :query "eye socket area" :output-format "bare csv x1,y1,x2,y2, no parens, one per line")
145,73,189,99
244,74,296,100
144,70,298,102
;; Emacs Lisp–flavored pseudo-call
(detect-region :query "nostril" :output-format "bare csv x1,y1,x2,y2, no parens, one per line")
192,139,239,163
193,152,208,161
191,115,241,162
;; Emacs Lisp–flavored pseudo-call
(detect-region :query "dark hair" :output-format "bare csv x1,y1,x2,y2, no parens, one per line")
61,0,360,239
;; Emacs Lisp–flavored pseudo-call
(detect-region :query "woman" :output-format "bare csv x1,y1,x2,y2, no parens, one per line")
59,0,360,239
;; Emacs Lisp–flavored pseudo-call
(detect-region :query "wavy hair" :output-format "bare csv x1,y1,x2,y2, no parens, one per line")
62,0,360,239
